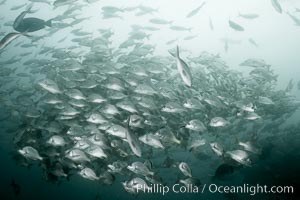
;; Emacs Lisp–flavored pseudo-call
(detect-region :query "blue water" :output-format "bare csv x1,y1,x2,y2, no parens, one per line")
1,0,300,199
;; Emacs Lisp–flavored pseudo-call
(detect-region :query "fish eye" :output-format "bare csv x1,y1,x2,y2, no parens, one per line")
120,152,126,157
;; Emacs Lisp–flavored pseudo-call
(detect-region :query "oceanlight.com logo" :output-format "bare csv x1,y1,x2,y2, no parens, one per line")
207,184,294,196
134,183,294,196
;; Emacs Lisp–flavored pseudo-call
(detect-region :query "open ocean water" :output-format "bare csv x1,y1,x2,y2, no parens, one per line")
0,0,300,199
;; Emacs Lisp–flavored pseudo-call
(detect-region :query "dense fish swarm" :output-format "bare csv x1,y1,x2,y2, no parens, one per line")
2,36,299,193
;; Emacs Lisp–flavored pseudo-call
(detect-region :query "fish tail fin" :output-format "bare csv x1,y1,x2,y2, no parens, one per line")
45,19,52,27
176,45,179,58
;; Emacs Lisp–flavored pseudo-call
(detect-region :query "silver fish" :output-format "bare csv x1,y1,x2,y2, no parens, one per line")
225,150,252,166
170,26,191,32
10,3,27,11
86,145,107,159
286,12,300,26
185,119,207,132
47,135,66,147
238,12,259,19
38,79,62,94
123,177,150,194
65,149,90,163
166,38,178,45
53,0,77,8
209,17,214,30
18,146,42,161
271,0,282,14
65,89,86,100
79,167,99,181
86,113,108,124
127,161,154,176
178,162,192,177
187,135,206,151
149,18,172,25
258,96,274,105
183,35,198,40
126,118,142,157
210,142,224,157
249,38,258,47
139,133,164,149
0,32,24,51
106,124,127,138
229,19,244,31
186,2,206,18
108,161,127,173
173,45,192,87
209,117,229,127
244,112,261,120
238,141,261,154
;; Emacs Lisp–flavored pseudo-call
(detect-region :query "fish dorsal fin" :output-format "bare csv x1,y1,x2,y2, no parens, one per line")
125,116,130,139
176,45,179,58
27,4,34,13
126,116,130,130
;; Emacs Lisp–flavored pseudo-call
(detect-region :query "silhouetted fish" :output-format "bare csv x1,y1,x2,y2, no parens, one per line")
14,18,52,32
13,6,52,33
213,163,235,180
10,179,21,197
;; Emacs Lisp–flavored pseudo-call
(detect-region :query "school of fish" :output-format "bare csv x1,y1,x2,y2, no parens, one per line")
0,0,300,197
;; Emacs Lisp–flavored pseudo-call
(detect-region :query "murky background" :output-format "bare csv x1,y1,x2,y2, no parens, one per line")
0,0,299,199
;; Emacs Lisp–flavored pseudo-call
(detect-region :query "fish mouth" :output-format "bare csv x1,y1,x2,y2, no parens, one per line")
18,149,24,154
127,166,134,171
185,124,192,129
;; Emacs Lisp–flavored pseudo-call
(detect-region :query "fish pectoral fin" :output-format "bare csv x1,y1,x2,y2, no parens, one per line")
27,4,34,13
